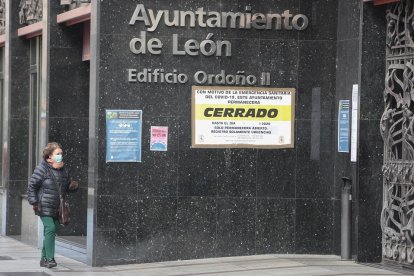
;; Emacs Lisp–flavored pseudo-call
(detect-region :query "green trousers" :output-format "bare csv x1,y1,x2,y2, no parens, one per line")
40,216,58,259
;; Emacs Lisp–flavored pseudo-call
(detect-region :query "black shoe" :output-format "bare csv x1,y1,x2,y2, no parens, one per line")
46,258,57,268
40,258,47,267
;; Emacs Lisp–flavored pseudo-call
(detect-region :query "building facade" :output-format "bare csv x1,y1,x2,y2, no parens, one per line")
0,0,399,267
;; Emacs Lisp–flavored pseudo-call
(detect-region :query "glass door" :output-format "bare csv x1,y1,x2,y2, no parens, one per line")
28,37,42,177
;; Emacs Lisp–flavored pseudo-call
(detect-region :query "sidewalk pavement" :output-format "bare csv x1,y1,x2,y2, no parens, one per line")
0,235,412,276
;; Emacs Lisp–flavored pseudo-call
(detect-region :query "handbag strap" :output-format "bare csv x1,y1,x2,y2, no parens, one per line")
47,167,64,198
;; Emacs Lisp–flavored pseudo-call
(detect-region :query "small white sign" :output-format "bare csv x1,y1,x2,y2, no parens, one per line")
351,84,359,162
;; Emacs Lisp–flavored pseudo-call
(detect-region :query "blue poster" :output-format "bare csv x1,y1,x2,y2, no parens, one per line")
106,110,142,162
338,100,350,153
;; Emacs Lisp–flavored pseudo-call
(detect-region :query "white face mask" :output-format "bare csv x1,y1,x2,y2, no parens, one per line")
53,154,63,163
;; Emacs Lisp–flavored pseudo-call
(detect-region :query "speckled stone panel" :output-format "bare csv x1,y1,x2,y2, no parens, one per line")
94,0,340,265
6,0,31,236
48,1,89,237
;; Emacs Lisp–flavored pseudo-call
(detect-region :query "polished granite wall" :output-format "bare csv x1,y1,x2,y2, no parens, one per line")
0,0,389,266
48,2,89,237
335,0,360,258
4,0,31,235
334,0,385,262
93,0,340,265
356,3,386,263
2,1,89,239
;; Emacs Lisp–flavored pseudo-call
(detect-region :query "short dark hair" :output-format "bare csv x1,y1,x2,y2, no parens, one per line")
43,142,62,160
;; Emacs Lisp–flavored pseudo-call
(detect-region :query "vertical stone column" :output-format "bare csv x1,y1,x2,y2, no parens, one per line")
48,1,89,237
334,0,361,257
40,0,49,153
3,0,31,236
355,2,386,263
335,0,386,263
87,0,100,266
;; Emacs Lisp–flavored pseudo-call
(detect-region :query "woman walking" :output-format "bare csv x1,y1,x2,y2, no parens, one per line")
27,142,78,268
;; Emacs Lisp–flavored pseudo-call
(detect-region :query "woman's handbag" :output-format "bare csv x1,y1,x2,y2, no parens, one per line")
58,195,70,225
49,168,70,225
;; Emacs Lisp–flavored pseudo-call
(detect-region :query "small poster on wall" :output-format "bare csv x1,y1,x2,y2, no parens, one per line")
150,126,168,151
192,86,295,148
338,100,350,153
106,110,142,162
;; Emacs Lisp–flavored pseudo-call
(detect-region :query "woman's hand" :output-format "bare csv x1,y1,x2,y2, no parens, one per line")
69,181,79,190
32,203,39,214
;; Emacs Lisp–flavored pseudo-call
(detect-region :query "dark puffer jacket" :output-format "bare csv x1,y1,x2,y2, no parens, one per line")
27,160,75,217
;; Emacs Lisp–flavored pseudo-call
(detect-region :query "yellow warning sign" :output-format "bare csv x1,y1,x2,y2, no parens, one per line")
192,86,296,148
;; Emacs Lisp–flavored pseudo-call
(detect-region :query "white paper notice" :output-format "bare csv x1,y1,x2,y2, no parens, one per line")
192,86,295,148
350,84,359,162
